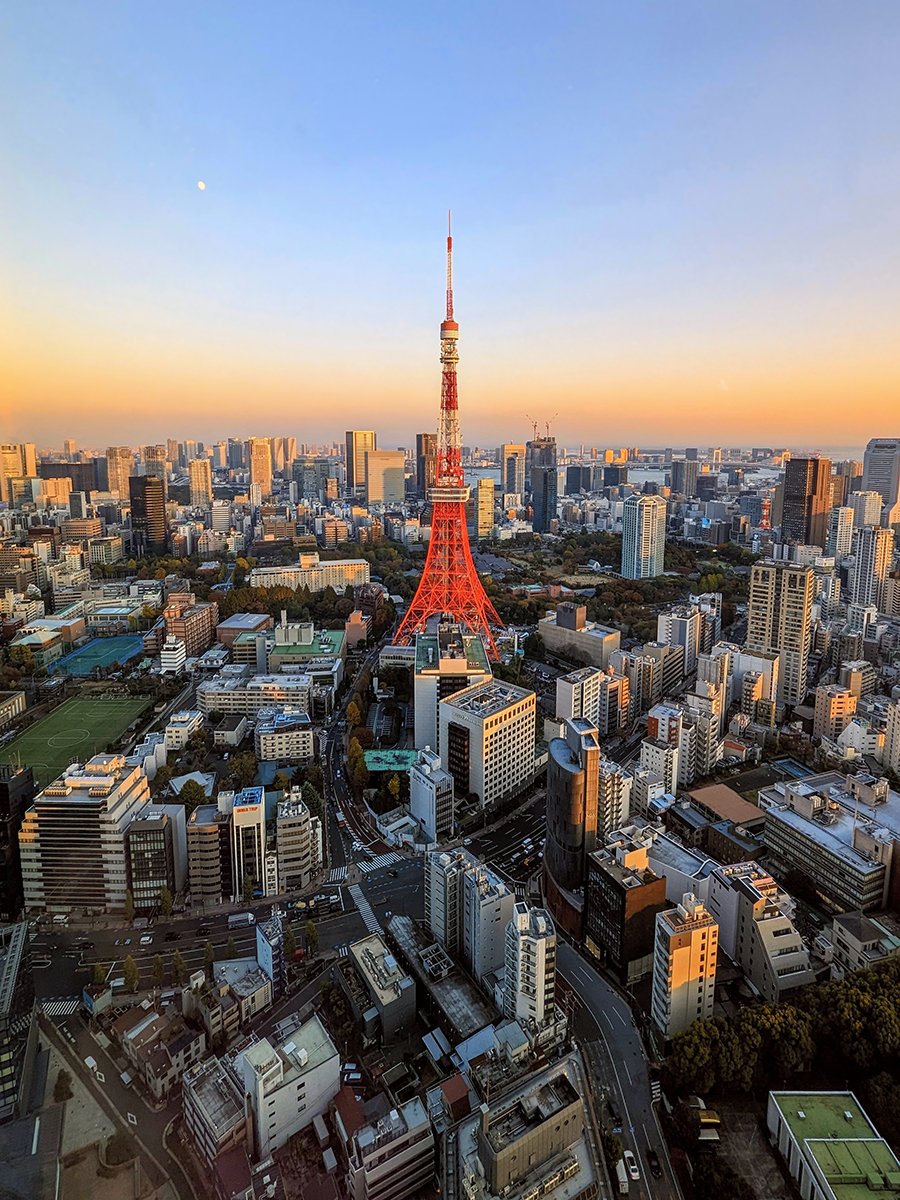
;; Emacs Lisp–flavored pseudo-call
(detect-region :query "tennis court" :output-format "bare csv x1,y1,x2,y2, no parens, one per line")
0,695,151,787
53,635,145,677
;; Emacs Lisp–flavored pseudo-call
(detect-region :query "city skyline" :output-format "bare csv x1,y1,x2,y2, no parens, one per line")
4,4,900,446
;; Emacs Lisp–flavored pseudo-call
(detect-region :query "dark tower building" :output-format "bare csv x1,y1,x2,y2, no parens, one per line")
416,433,437,499
530,436,558,533
129,475,167,556
782,456,832,548
670,458,699,497
0,923,37,1123
0,766,34,923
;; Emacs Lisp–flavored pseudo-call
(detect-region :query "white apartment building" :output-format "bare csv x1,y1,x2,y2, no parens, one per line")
424,849,472,958
502,902,557,1033
160,636,187,674
20,755,151,912
165,709,204,750
439,680,536,810
621,493,667,580
228,1016,340,1159
197,672,312,717
849,489,886,529
555,665,630,737
813,685,857,742
347,1096,435,1200
254,708,315,762
885,702,900,774
409,747,455,843
639,738,679,795
706,863,813,1002
651,893,718,1040
413,623,492,751
276,790,322,893
249,553,370,593
463,861,516,984
850,525,893,609
656,608,703,676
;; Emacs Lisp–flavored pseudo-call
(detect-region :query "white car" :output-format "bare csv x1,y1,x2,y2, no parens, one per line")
623,1151,640,1181
140,935,153,946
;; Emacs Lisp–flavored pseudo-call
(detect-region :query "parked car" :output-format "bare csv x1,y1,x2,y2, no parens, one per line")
139,935,153,946
623,1151,640,1182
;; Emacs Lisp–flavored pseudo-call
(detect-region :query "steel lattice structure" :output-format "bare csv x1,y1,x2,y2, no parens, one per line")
393,220,503,658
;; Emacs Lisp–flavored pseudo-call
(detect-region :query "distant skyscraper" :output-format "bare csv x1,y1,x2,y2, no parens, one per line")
364,449,405,506
850,525,893,610
849,490,886,530
475,477,495,538
670,458,699,497
106,446,133,498
499,442,526,497
142,444,168,500
227,437,245,471
746,559,814,707
529,436,558,533
415,432,437,499
64,438,77,461
621,494,667,579
129,475,167,555
781,456,832,547
188,457,213,509
862,437,900,526
345,430,376,494
249,437,273,499
826,506,854,558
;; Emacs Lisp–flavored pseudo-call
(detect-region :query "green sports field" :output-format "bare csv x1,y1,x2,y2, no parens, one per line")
0,696,151,787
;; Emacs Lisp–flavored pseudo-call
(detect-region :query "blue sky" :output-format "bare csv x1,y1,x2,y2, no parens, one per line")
2,2,899,447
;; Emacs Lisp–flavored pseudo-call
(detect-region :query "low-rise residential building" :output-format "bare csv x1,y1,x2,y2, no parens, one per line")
227,1016,340,1159
255,709,315,762
706,863,813,1002
343,934,417,1044
409,747,455,843
829,912,900,980
347,1096,434,1200
165,709,205,750
197,672,312,717
183,1057,247,1166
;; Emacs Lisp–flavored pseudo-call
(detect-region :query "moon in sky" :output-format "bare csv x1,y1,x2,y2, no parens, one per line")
197,180,206,191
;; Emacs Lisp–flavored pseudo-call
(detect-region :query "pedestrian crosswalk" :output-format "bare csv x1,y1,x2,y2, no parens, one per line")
327,866,348,884
348,884,382,933
42,996,80,1017
357,851,403,876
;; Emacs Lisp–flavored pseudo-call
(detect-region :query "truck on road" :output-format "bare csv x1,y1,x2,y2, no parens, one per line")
615,1160,629,1195
228,912,256,928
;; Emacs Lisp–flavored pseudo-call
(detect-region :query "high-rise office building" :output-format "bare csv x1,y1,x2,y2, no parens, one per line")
650,893,718,1040
413,622,492,751
415,432,437,499
529,436,558,533
142,444,168,499
499,442,526,497
746,559,814,707
670,458,699,497
188,456,213,509
19,755,151,912
850,525,893,609
364,449,405,506
345,430,376,494
106,446,133,498
502,902,558,1032
781,456,832,547
862,437,900,526
475,476,495,538
621,494,667,579
849,490,886,530
0,766,34,923
249,437,273,499
826,506,854,558
227,437,245,471
130,475,167,556
545,719,601,897
438,681,536,810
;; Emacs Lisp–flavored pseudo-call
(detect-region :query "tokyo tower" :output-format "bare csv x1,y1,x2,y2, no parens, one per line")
394,219,504,658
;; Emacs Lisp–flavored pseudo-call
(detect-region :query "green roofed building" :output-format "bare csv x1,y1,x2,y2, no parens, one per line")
767,1091,900,1200
364,750,420,774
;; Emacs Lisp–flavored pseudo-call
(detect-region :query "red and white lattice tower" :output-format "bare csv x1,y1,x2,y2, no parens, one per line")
393,219,503,657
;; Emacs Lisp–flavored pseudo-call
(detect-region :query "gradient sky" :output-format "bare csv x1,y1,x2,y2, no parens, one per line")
2,2,900,450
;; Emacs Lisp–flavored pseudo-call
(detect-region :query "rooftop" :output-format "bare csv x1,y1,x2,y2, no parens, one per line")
184,1057,245,1136
415,624,491,673
350,934,413,1007
364,749,420,772
689,783,764,827
441,680,534,720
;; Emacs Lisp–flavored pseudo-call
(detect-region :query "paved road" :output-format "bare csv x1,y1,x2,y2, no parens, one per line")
557,943,680,1200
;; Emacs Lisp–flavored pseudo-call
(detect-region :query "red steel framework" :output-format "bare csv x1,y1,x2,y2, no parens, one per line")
394,219,503,657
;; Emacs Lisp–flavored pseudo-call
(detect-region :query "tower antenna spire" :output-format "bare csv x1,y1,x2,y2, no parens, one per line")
393,217,503,657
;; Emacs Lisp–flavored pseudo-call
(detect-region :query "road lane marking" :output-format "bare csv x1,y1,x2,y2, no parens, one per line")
601,1011,614,1030
614,1007,628,1027
623,1060,633,1085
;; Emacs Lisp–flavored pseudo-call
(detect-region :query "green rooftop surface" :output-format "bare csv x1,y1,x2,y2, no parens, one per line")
364,749,419,773
772,1093,900,1200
